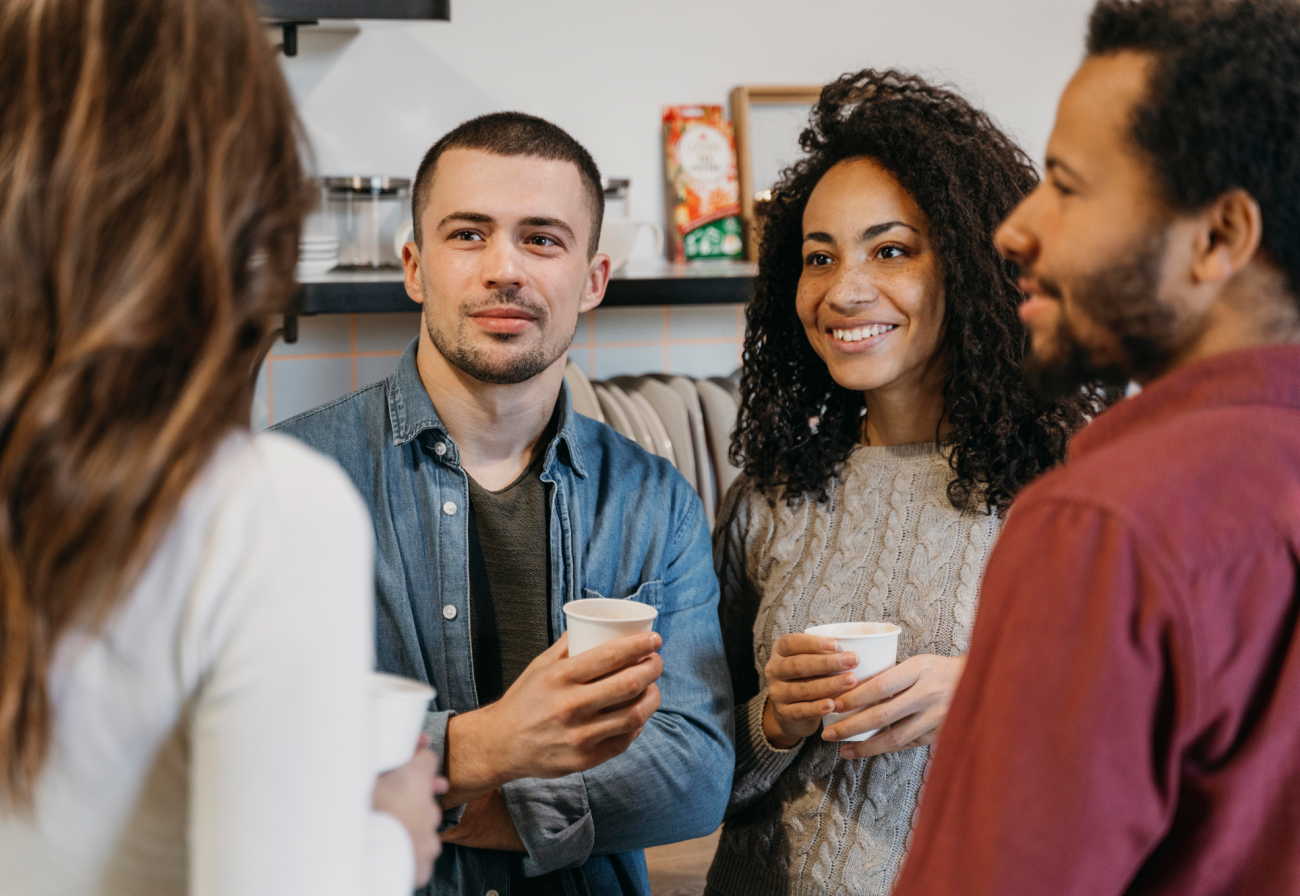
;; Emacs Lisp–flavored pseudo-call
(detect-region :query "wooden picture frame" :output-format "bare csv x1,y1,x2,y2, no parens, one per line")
730,85,823,260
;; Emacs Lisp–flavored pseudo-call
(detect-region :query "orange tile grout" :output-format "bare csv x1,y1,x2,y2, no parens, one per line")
573,337,741,349
262,307,747,427
269,350,407,361
270,338,740,363
662,307,672,372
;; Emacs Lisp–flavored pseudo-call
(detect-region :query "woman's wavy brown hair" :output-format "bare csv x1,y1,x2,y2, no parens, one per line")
0,0,308,805
734,69,1110,513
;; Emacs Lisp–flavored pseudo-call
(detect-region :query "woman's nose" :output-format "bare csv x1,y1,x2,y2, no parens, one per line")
824,264,882,311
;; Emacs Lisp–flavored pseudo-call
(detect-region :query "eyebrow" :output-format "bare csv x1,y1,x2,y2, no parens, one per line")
521,216,577,244
802,221,918,245
437,211,577,245
438,211,493,230
861,220,918,241
1045,157,1085,183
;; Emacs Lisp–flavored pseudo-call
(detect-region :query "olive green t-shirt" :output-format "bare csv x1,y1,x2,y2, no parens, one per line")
466,446,564,896
466,447,552,705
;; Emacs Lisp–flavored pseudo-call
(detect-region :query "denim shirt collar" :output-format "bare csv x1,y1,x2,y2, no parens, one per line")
385,338,589,479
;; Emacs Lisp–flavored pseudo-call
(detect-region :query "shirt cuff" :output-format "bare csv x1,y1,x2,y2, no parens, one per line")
421,710,465,830
501,773,593,876
733,693,803,791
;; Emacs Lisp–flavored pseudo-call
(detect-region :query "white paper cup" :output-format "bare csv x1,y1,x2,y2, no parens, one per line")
371,672,436,773
562,598,658,656
804,622,901,743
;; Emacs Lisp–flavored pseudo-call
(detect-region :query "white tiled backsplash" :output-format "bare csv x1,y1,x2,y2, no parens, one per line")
253,304,745,431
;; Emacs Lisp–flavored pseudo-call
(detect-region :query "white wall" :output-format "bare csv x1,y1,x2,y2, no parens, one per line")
258,1,1101,428
279,0,1097,250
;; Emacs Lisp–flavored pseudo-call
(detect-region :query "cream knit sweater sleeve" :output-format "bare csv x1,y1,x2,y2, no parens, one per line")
715,476,806,814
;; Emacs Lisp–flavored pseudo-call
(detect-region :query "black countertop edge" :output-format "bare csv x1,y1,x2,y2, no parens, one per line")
292,266,754,314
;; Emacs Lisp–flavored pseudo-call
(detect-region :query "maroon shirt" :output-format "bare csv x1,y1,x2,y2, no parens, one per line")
893,346,1300,896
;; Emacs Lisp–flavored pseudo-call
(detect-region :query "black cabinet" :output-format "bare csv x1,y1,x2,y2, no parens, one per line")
258,0,449,20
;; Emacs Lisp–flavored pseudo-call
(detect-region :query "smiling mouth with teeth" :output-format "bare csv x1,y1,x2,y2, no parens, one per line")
830,324,899,342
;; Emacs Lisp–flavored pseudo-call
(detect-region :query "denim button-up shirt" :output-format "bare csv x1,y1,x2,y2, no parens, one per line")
275,341,734,896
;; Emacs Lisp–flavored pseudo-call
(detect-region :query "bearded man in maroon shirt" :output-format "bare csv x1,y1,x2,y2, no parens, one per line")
891,1,1300,894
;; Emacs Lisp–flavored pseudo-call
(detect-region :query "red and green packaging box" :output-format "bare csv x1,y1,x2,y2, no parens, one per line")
663,105,745,262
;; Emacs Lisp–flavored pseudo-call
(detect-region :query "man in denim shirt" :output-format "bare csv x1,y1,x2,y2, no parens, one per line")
277,112,733,895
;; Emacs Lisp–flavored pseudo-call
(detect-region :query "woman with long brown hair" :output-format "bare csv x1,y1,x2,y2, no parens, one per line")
0,0,441,892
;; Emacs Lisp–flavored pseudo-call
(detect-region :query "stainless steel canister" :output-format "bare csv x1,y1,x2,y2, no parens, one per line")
325,176,411,269
603,177,632,218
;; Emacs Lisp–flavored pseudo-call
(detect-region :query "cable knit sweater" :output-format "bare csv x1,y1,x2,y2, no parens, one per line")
707,443,1002,896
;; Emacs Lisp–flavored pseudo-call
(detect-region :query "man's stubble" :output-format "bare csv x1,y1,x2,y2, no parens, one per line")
423,279,580,386
1022,230,1177,401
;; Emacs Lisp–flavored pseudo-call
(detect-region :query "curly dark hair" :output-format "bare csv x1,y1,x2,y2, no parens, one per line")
732,69,1108,515
1089,0,1300,304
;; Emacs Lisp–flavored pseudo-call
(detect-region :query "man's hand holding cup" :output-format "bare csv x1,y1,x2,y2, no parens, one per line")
443,616,662,808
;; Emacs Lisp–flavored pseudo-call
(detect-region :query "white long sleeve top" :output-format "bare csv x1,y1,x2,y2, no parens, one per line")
0,432,414,896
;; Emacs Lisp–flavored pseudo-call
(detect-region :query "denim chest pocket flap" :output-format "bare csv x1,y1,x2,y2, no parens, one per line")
582,579,663,609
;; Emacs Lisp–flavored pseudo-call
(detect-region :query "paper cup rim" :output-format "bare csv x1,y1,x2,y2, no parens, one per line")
562,597,658,623
371,672,436,701
805,622,901,640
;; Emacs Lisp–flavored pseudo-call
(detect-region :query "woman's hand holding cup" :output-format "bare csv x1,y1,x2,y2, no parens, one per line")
821,653,967,760
372,736,447,888
761,633,862,749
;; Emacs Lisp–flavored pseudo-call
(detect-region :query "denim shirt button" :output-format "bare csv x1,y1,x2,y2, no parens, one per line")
442,501,457,515
433,441,447,456
442,604,457,620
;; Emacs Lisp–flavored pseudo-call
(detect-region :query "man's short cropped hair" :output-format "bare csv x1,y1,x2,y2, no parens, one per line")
1088,0,1300,304
411,111,604,257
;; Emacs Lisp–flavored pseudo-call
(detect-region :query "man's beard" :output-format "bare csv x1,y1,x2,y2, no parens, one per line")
424,285,576,385
1022,231,1177,401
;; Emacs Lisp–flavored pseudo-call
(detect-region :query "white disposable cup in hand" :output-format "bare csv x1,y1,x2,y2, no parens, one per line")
804,622,902,742
371,672,436,773
562,598,658,656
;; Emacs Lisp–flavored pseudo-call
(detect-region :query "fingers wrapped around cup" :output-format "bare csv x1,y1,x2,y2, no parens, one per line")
822,653,962,760
820,688,909,743
799,621,902,745
768,669,861,719
836,717,940,760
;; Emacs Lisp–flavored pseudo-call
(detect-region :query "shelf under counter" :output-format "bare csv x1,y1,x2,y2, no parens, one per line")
292,259,755,315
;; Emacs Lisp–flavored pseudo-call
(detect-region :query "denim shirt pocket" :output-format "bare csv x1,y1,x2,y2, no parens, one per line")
581,579,664,610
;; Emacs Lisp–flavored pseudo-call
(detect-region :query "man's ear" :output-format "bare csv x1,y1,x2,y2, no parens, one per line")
403,240,425,306
1191,189,1264,286
580,253,611,314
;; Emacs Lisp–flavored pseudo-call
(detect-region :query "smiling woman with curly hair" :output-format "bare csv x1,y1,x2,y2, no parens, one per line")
707,69,1108,896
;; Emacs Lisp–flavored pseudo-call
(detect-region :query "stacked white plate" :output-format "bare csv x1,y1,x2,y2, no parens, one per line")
298,234,339,277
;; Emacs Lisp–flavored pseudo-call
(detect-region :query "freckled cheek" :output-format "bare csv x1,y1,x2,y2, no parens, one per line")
898,270,944,330
794,282,824,337
919,300,947,350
